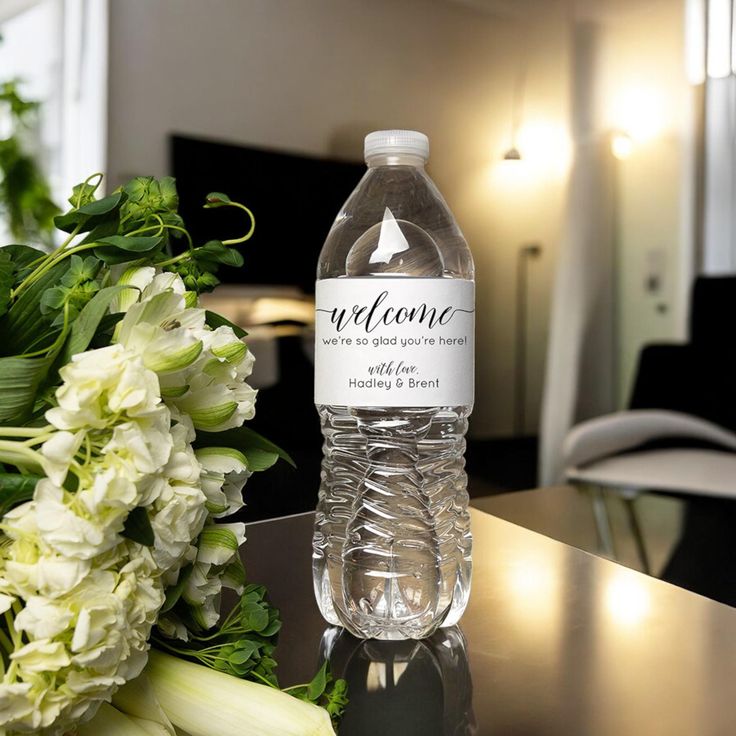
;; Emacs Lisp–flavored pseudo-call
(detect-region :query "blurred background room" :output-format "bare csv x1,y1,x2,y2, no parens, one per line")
3,0,736,605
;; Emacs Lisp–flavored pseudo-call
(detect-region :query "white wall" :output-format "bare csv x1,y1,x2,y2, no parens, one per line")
108,0,574,438
107,0,688,439
595,0,690,403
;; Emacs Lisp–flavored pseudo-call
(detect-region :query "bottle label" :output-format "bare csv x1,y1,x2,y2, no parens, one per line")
314,278,474,407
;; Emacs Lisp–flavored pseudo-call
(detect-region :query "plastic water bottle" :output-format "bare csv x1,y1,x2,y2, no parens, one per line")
313,130,474,640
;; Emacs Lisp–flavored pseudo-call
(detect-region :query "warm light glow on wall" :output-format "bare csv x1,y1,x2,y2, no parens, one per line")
605,573,651,626
491,120,571,187
608,87,665,144
610,131,633,160
516,121,572,177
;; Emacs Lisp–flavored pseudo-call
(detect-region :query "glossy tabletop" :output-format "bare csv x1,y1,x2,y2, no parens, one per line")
242,508,736,735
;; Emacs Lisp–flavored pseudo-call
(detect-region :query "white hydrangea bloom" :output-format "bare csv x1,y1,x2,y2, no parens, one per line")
0,268,257,734
46,344,162,432
39,431,84,486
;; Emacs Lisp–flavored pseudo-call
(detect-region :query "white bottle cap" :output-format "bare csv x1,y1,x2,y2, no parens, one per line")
364,130,429,162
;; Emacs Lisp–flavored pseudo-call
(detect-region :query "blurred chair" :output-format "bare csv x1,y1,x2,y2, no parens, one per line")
563,276,736,572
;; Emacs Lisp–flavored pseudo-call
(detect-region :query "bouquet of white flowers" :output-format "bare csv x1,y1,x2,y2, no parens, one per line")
0,175,344,735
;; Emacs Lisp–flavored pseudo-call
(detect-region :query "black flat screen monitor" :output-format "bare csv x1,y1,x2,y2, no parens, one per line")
170,134,364,294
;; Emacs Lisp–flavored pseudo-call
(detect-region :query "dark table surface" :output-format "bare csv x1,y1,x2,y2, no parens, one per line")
243,508,736,736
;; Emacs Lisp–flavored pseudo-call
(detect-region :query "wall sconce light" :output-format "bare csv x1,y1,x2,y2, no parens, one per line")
503,146,522,161
610,132,633,160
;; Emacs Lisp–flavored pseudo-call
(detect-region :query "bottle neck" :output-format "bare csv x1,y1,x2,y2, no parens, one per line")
365,152,427,168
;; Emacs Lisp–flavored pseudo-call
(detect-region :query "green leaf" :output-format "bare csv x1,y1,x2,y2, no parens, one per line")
193,240,244,268
0,259,69,355
93,235,164,265
0,473,41,516
78,210,122,245
53,210,81,232
0,355,53,424
122,506,155,546
241,598,270,632
39,286,68,314
203,192,232,208
307,661,329,701
77,192,124,217
55,191,126,234
0,244,45,284
194,427,295,471
159,176,179,209
96,235,162,250
229,640,260,665
325,678,349,723
0,251,12,318
60,284,127,363
204,310,247,339
68,180,99,208
161,564,193,614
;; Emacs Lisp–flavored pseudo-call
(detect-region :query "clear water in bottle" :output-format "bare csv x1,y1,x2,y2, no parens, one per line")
313,130,474,640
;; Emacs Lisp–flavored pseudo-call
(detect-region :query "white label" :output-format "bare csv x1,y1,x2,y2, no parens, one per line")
314,278,474,407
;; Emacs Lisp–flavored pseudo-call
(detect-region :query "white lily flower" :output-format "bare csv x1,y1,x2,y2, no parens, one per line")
196,447,250,517
174,375,256,432
196,523,246,566
111,265,157,313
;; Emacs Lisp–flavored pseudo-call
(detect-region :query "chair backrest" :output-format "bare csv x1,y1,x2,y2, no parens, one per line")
629,275,736,433
690,276,736,348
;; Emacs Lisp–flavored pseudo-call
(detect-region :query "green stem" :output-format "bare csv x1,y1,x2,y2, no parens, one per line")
127,219,164,239
221,202,256,245
3,609,21,683
166,224,194,250
155,251,192,268
20,302,71,359
25,224,84,275
12,240,98,300
0,441,44,471
127,220,194,250
250,670,279,689
75,172,104,209
58,222,84,251
283,682,310,692
189,610,239,643
0,426,51,438
152,637,207,660
23,433,55,448
0,628,14,656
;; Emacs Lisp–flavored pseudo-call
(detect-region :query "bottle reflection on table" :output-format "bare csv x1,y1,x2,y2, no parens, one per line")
320,626,476,736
